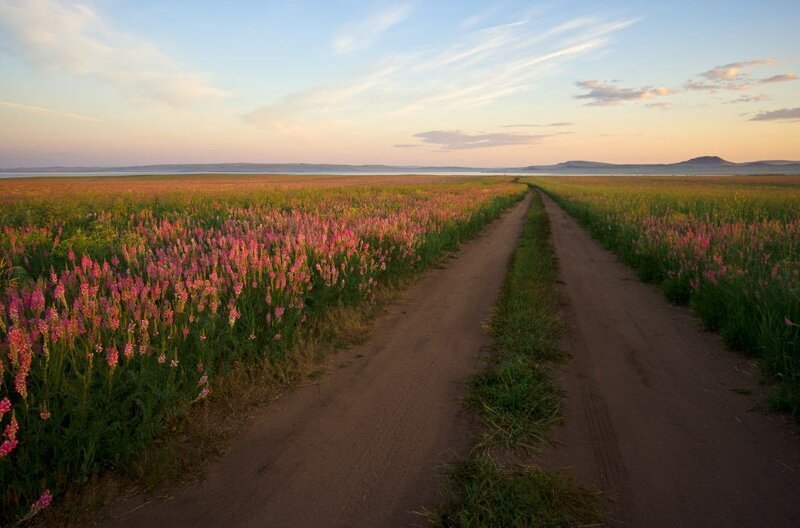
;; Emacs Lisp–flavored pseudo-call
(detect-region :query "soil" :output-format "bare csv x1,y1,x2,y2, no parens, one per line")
539,192,800,527
101,195,532,528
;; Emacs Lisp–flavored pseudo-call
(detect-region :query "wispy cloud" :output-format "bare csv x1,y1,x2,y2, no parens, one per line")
685,59,795,92
750,107,800,122
726,94,770,104
575,80,670,106
412,130,545,150
0,0,227,106
393,143,421,148
332,3,414,54
459,6,499,30
700,60,774,81
760,73,797,83
502,122,574,128
247,14,634,128
0,100,101,122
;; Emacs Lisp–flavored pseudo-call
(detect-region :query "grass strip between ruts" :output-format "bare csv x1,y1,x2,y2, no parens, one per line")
430,189,602,527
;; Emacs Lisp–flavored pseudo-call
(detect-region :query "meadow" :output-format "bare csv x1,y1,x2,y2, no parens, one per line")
530,176,800,417
0,174,525,522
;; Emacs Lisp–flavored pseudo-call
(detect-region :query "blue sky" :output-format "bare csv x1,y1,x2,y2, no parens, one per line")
0,0,798,167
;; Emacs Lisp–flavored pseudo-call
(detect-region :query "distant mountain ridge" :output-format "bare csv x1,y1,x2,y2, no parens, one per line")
521,156,800,174
2,156,800,176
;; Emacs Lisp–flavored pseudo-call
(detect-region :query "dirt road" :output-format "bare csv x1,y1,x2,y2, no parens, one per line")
105,195,531,528
539,192,800,527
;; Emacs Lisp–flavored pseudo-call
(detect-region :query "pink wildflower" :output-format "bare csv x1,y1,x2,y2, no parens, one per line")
106,345,119,369
14,371,28,399
29,489,53,516
157,353,167,364
3,415,19,441
228,305,240,327
54,281,65,301
0,437,18,458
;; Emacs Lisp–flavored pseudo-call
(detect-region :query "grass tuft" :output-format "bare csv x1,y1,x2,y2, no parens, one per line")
431,456,602,528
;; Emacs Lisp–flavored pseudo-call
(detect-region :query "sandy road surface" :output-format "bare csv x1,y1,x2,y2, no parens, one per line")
104,194,532,528
539,192,800,527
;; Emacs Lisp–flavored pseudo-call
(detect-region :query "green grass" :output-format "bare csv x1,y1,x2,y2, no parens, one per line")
467,191,563,451
432,457,602,528
433,190,602,527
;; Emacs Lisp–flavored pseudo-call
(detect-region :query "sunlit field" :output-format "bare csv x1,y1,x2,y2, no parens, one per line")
531,176,800,415
0,174,524,520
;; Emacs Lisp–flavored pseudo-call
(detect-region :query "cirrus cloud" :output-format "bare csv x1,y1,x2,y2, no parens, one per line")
0,100,101,122
246,14,634,128
332,3,414,54
0,0,228,106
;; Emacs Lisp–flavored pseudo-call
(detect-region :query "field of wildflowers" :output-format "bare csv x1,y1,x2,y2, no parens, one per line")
0,175,525,521
531,176,800,418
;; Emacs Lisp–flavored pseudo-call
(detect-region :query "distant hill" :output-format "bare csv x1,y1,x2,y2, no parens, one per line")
519,156,800,175
2,157,800,176
551,160,619,169
675,156,735,166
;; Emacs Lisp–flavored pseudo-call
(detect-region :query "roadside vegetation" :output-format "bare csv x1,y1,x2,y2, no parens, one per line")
431,190,601,527
0,175,525,524
531,176,800,418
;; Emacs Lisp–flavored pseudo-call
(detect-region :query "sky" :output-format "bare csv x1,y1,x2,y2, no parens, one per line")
0,0,798,168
